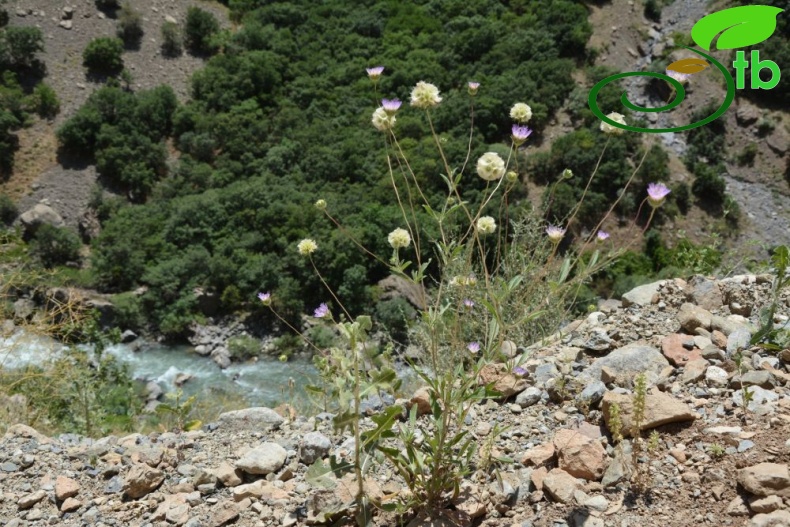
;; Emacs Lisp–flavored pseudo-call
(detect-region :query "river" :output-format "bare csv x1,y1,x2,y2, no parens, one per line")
0,329,320,411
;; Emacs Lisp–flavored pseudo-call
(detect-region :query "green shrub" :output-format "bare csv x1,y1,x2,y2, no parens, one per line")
160,21,182,57
691,164,727,204
30,83,60,119
116,3,144,49
644,0,662,22
228,335,261,360
736,143,757,166
375,297,416,343
0,192,16,224
756,118,775,137
0,26,44,70
111,292,144,331
30,224,82,268
185,7,219,55
95,0,119,10
82,37,124,75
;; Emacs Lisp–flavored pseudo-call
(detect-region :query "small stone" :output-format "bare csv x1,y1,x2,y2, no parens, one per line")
410,387,432,416
733,386,779,412
749,510,790,527
300,432,332,465
542,468,580,504
602,391,696,437
516,387,542,408
553,429,606,481
212,461,242,488
236,442,287,475
61,497,81,512
17,490,47,510
731,370,774,389
478,363,528,398
669,448,687,463
521,443,555,467
124,464,165,499
218,407,284,430
727,494,750,516
749,495,783,514
501,340,518,358
578,381,606,405
686,276,723,310
59,20,72,29
583,494,609,512
727,328,752,355
678,303,712,332
55,475,80,501
711,330,728,348
705,366,729,386
621,281,662,306
681,359,708,384
737,463,790,497
209,500,240,526
662,334,702,366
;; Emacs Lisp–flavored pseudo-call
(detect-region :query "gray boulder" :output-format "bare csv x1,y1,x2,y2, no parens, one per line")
584,344,669,386
18,204,65,237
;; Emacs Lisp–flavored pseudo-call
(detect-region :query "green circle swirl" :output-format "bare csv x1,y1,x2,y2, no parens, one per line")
588,46,736,133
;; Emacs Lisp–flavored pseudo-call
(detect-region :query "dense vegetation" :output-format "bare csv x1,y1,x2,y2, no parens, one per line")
70,0,602,337
0,8,58,180
2,0,734,340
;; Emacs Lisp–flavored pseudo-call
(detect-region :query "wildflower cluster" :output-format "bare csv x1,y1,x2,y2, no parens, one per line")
261,67,669,524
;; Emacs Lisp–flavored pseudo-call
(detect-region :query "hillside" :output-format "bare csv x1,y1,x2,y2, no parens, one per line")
1,0,789,340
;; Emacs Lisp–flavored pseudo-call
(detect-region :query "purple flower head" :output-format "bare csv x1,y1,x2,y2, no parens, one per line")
313,303,330,318
647,182,671,208
381,98,402,115
596,230,610,242
513,366,527,376
467,81,480,95
463,299,475,310
546,225,566,243
366,66,384,80
511,124,533,144
467,342,481,354
257,292,271,305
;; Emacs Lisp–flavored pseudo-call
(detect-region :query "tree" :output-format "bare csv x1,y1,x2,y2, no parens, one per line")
0,26,44,70
30,224,82,268
83,37,124,76
0,192,17,224
161,21,182,57
185,7,220,55
31,83,60,119
116,3,144,49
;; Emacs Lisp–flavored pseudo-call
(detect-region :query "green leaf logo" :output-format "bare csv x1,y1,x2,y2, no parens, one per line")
691,5,784,51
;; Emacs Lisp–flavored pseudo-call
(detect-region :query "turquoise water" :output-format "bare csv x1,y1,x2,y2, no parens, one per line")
0,330,319,411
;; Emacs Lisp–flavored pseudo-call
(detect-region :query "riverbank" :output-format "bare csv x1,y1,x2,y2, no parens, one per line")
2,273,790,526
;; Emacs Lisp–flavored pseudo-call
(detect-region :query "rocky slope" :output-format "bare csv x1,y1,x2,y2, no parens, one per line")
1,273,789,527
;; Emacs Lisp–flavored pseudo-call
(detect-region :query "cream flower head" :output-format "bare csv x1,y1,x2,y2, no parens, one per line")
600,112,626,135
371,107,396,132
476,216,497,235
510,103,532,123
387,228,411,249
410,81,442,109
476,152,506,181
297,239,318,256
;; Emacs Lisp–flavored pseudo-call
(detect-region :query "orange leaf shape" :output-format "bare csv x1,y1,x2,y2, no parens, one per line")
667,58,710,74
